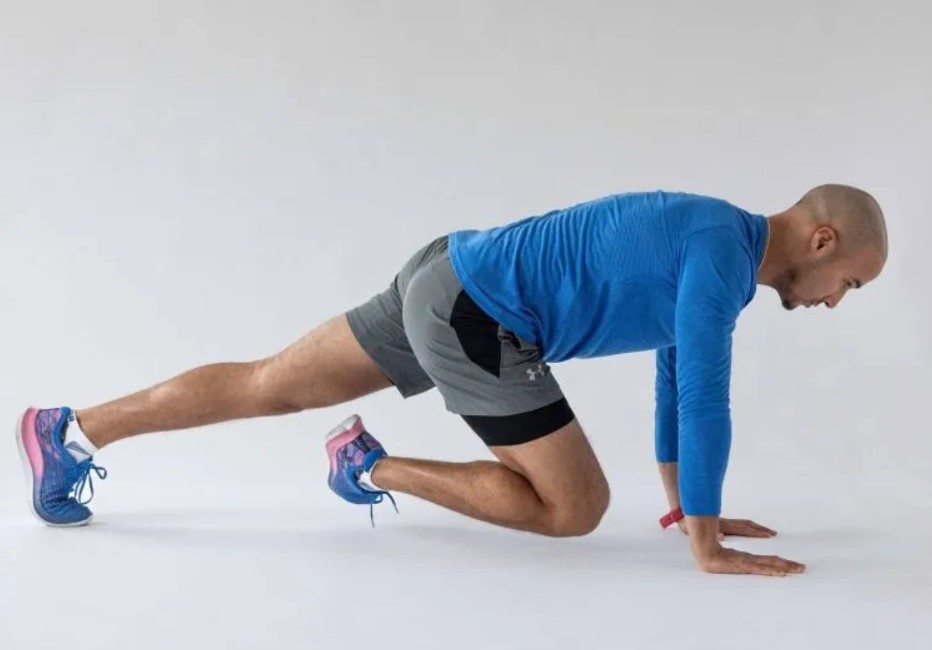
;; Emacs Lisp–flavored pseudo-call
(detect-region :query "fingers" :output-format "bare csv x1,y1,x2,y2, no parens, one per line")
757,554,806,574
738,551,806,575
738,562,788,577
727,551,781,576
720,519,778,538
736,525,775,538
699,548,806,577
749,520,778,536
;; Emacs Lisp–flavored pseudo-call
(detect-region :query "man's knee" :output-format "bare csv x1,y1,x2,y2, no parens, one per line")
249,357,328,415
542,484,611,537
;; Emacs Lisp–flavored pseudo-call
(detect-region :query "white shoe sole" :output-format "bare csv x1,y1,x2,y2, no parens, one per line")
325,414,362,443
15,410,93,528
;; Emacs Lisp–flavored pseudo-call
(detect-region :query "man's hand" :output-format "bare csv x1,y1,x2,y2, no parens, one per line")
695,546,807,576
686,515,806,577
676,516,778,539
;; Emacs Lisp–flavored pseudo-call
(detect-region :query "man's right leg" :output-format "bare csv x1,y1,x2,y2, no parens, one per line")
16,313,395,526
76,313,393,449
19,234,452,526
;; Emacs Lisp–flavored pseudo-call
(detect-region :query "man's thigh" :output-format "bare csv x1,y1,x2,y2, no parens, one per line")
345,236,450,399
401,246,571,439
491,419,610,521
257,314,393,409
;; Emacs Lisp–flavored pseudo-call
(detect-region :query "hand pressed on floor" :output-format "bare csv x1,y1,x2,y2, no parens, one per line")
677,516,778,539
697,546,806,576
685,515,805,577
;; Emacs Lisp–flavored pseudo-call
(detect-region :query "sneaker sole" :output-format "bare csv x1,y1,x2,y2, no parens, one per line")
324,414,364,450
15,410,93,528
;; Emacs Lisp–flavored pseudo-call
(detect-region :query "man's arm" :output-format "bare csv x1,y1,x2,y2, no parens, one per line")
674,228,804,576
655,346,683,513
655,305,783,541
654,358,683,527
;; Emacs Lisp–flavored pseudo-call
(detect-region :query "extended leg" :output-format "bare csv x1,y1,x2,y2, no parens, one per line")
77,314,391,448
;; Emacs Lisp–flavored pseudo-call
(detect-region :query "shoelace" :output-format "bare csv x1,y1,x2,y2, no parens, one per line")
72,462,108,505
368,492,399,528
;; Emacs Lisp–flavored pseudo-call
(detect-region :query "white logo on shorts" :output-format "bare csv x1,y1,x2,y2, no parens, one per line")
526,364,546,381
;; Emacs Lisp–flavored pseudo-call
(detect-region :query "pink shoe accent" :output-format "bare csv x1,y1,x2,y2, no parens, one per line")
19,408,44,483
325,415,366,462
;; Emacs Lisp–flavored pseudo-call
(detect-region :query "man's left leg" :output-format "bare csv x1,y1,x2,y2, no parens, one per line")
369,417,610,537
340,237,609,535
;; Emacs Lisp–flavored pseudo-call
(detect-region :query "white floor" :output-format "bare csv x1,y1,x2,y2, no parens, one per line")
1,461,929,650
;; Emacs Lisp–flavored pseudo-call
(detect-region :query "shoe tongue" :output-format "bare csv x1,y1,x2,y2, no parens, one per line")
64,440,94,463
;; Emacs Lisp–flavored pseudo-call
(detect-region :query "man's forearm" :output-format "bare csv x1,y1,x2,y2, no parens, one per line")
660,462,722,551
657,456,801,575
658,462,680,510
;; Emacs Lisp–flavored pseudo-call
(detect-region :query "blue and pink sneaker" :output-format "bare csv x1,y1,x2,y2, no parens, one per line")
325,414,397,525
16,407,107,527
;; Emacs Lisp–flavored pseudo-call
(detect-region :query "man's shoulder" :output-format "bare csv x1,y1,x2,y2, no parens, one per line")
676,194,746,230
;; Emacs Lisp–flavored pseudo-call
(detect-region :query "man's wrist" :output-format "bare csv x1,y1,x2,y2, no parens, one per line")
657,462,681,511
685,515,721,558
659,506,684,529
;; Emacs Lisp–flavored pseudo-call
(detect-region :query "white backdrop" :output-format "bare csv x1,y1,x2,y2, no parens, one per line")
1,2,929,649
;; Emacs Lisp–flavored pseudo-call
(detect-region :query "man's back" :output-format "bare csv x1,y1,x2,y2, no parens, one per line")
448,191,769,362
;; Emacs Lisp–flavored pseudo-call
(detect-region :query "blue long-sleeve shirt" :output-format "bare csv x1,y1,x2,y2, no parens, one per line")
448,191,769,515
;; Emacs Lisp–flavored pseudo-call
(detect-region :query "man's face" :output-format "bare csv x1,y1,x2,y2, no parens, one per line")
774,229,884,311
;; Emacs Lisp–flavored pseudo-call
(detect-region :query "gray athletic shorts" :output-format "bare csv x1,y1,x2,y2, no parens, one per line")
346,236,574,446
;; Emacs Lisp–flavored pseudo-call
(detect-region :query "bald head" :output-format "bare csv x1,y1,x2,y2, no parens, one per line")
795,184,888,260
762,184,887,310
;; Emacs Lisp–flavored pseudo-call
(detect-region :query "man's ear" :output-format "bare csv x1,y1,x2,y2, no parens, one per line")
811,226,839,256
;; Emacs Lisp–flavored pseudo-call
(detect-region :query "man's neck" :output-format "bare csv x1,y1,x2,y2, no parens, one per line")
757,212,792,289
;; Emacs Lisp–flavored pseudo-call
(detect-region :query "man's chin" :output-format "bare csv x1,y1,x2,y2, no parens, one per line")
781,298,797,310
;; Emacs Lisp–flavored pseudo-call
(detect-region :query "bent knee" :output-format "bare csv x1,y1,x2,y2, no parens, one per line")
541,485,611,538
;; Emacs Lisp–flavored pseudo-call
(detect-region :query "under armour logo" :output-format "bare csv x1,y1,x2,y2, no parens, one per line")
526,364,546,381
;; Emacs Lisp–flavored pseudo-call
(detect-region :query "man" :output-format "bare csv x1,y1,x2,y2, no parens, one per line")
17,184,887,576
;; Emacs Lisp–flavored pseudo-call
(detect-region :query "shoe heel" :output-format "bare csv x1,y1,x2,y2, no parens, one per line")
325,414,363,441
15,409,44,524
